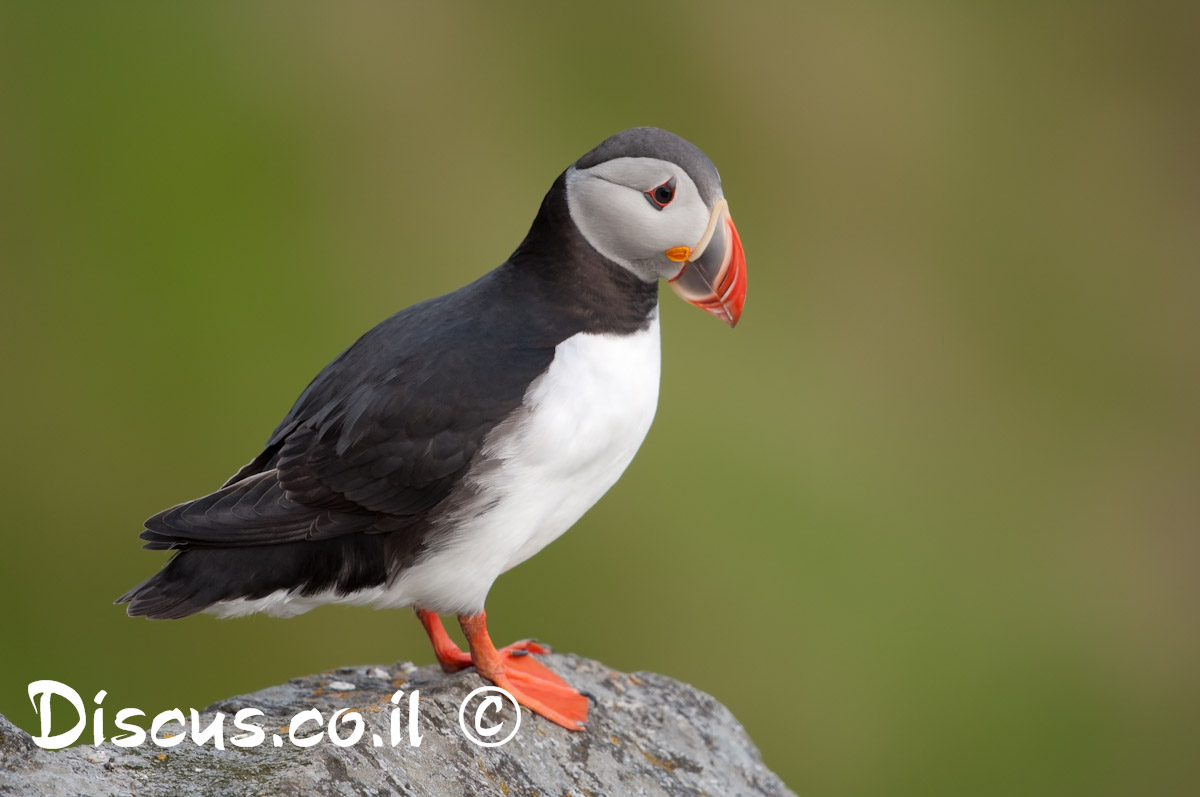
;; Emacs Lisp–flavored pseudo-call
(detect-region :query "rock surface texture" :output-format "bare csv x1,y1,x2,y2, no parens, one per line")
0,654,794,796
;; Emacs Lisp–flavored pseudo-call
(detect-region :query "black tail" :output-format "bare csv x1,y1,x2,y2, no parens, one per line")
117,536,395,619
117,549,244,619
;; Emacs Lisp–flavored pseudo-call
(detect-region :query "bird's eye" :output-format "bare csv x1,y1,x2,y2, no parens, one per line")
644,177,677,210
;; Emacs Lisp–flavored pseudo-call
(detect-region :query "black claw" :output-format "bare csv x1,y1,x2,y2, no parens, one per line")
510,649,530,657
579,690,598,705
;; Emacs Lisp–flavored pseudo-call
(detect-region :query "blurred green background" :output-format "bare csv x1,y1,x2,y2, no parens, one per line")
1,2,1197,794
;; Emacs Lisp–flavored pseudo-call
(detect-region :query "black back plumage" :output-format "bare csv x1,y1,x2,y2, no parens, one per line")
118,162,659,619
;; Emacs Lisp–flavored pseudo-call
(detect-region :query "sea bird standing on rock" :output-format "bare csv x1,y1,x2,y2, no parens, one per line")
119,127,748,730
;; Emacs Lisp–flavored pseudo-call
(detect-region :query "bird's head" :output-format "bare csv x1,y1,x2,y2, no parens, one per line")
564,127,747,327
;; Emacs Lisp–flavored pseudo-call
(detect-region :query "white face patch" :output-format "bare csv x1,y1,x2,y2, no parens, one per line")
565,156,717,282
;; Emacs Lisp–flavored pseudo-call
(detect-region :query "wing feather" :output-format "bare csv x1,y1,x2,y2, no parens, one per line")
140,271,565,551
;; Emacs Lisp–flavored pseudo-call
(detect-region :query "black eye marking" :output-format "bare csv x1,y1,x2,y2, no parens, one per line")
644,176,677,210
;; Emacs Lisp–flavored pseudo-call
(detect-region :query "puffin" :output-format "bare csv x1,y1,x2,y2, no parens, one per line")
118,127,747,730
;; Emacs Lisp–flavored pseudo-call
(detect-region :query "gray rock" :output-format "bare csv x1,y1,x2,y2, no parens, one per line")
0,654,794,796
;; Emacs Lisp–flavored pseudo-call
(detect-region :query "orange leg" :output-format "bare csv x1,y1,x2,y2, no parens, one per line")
415,608,549,672
416,608,474,672
458,611,589,731
413,608,588,730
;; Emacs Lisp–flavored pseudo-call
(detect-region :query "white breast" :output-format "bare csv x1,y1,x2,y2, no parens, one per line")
370,307,663,615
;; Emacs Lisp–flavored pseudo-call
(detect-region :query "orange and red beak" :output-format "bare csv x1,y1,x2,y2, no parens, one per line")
667,199,747,327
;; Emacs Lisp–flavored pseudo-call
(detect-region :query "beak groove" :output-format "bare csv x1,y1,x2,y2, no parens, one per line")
668,202,747,327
